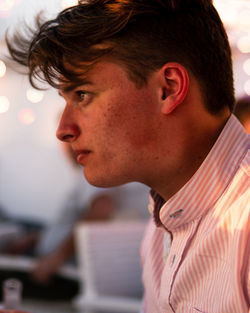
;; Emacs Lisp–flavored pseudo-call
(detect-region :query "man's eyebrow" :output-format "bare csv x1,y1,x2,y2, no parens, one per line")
58,80,93,95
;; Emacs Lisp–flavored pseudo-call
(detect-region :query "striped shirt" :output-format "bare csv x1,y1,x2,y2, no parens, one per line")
141,115,250,313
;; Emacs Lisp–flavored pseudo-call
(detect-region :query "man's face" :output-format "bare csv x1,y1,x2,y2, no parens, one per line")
57,60,162,187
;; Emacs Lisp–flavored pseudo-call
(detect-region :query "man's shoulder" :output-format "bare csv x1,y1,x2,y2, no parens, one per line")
213,146,249,228
240,146,250,177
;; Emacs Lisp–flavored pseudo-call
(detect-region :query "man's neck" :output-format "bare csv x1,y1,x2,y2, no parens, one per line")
149,111,231,202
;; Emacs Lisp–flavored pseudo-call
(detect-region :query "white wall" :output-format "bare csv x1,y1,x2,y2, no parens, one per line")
0,0,80,224
0,65,77,223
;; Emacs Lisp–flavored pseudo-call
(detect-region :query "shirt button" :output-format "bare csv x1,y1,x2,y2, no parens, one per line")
169,209,183,218
170,254,176,267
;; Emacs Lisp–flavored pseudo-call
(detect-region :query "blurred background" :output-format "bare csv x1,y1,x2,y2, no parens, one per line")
0,0,250,225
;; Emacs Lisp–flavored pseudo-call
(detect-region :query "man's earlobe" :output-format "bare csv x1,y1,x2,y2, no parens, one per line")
160,63,189,115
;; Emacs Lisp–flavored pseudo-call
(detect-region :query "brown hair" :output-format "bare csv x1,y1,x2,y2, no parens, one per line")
6,0,235,113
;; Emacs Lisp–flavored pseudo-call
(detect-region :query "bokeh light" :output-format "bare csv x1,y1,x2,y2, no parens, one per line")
237,35,250,53
0,96,10,113
213,2,237,29
18,108,36,125
61,0,78,9
244,79,250,96
0,0,22,18
243,59,250,76
26,88,44,103
237,11,250,31
0,60,7,78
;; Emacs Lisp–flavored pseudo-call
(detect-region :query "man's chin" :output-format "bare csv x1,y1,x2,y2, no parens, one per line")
82,169,110,187
83,169,127,188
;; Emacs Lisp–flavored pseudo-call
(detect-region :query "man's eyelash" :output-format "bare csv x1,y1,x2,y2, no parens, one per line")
76,91,86,100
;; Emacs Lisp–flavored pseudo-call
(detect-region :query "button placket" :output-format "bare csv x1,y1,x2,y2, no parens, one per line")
163,232,171,262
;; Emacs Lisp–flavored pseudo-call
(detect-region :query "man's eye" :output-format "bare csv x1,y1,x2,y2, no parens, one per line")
76,91,86,101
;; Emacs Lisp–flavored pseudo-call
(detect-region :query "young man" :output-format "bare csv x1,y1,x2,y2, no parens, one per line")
6,0,249,312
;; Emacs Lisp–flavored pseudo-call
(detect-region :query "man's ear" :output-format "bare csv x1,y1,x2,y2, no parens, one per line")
159,63,189,114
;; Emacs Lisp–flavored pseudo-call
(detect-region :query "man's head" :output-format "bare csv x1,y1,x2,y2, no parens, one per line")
7,0,234,114
7,0,234,196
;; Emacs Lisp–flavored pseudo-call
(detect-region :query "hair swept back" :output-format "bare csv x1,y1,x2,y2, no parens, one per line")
6,0,235,113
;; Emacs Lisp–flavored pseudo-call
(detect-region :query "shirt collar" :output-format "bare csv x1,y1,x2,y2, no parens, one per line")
150,115,250,231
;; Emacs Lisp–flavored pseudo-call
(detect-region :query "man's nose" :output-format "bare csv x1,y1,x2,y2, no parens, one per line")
56,108,80,143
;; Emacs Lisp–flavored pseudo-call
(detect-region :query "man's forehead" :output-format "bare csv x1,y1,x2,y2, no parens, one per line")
58,75,91,90
58,61,94,92
58,53,127,93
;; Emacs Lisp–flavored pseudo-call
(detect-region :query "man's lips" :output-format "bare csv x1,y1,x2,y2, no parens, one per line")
74,150,91,163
